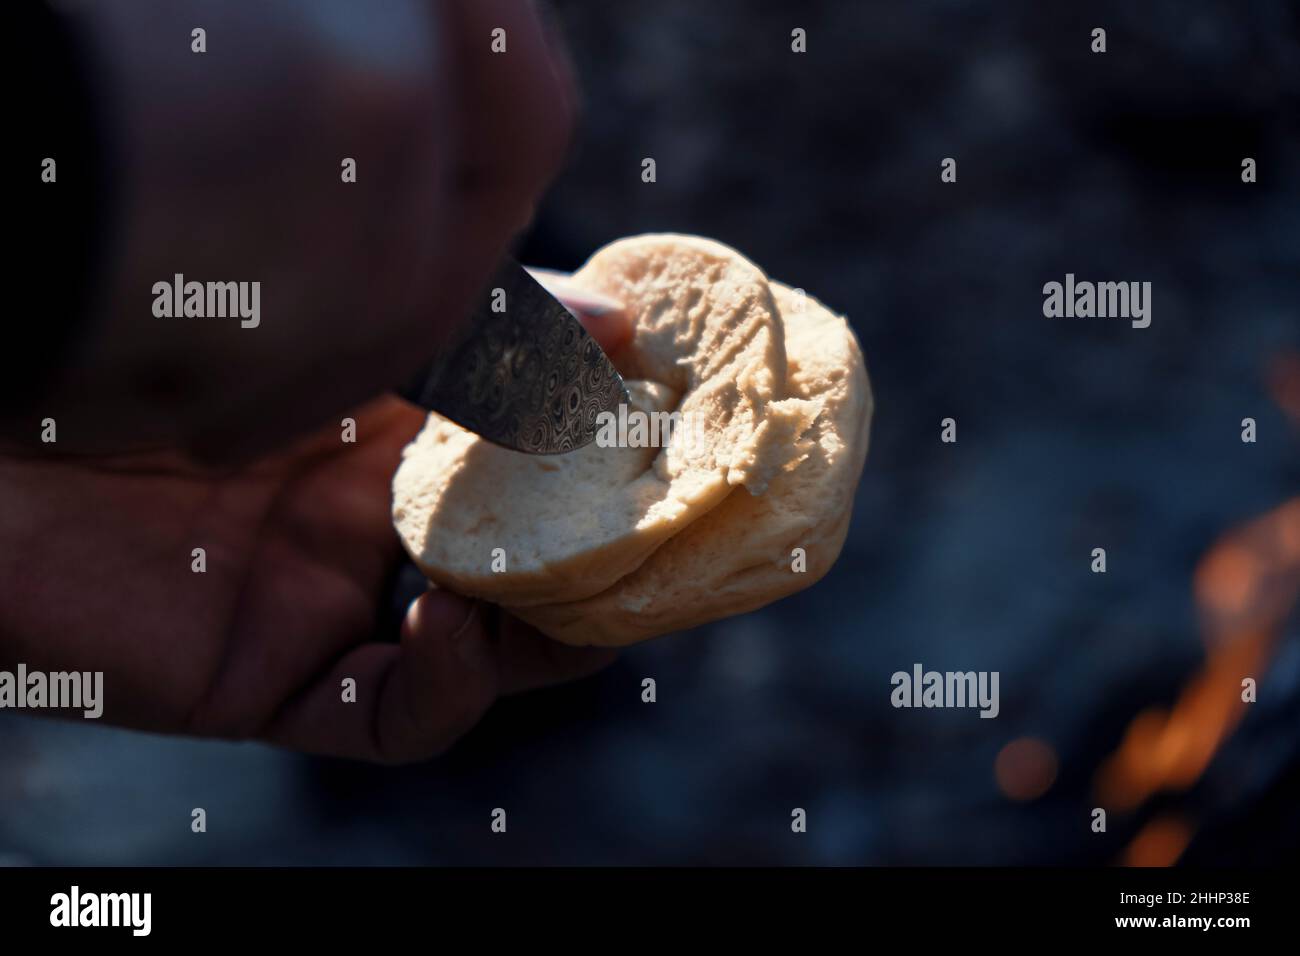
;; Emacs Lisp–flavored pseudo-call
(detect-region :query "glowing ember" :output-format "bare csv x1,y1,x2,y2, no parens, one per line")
995,737,1058,801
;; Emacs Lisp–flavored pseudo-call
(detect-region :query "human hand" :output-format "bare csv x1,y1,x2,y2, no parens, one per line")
0,287,630,763
18,0,582,463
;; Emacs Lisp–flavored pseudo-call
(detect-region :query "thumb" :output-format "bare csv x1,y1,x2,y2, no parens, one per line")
262,590,499,763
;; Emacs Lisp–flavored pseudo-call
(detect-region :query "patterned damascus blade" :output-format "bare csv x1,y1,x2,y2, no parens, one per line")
400,258,629,454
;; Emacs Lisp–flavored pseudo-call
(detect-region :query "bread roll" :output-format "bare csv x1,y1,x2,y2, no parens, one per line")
393,235,872,645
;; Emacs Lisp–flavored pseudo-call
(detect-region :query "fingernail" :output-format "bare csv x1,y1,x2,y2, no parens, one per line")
527,268,625,317
563,288,624,317
450,601,493,670
409,591,490,669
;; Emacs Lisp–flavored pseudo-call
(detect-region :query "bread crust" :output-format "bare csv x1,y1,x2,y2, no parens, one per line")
392,236,872,643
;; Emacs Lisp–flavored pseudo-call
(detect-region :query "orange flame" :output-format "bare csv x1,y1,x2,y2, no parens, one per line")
1096,353,1300,863
1123,815,1194,867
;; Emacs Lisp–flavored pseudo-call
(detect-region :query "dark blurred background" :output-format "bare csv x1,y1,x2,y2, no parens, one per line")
3,0,1298,865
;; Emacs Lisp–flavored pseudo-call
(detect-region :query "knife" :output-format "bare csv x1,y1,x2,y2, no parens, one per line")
399,258,629,454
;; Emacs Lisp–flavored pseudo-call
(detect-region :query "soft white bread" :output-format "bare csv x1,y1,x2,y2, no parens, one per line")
393,236,872,645
513,282,872,645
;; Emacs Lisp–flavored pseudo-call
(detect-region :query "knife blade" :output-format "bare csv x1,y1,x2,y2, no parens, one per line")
399,257,629,454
